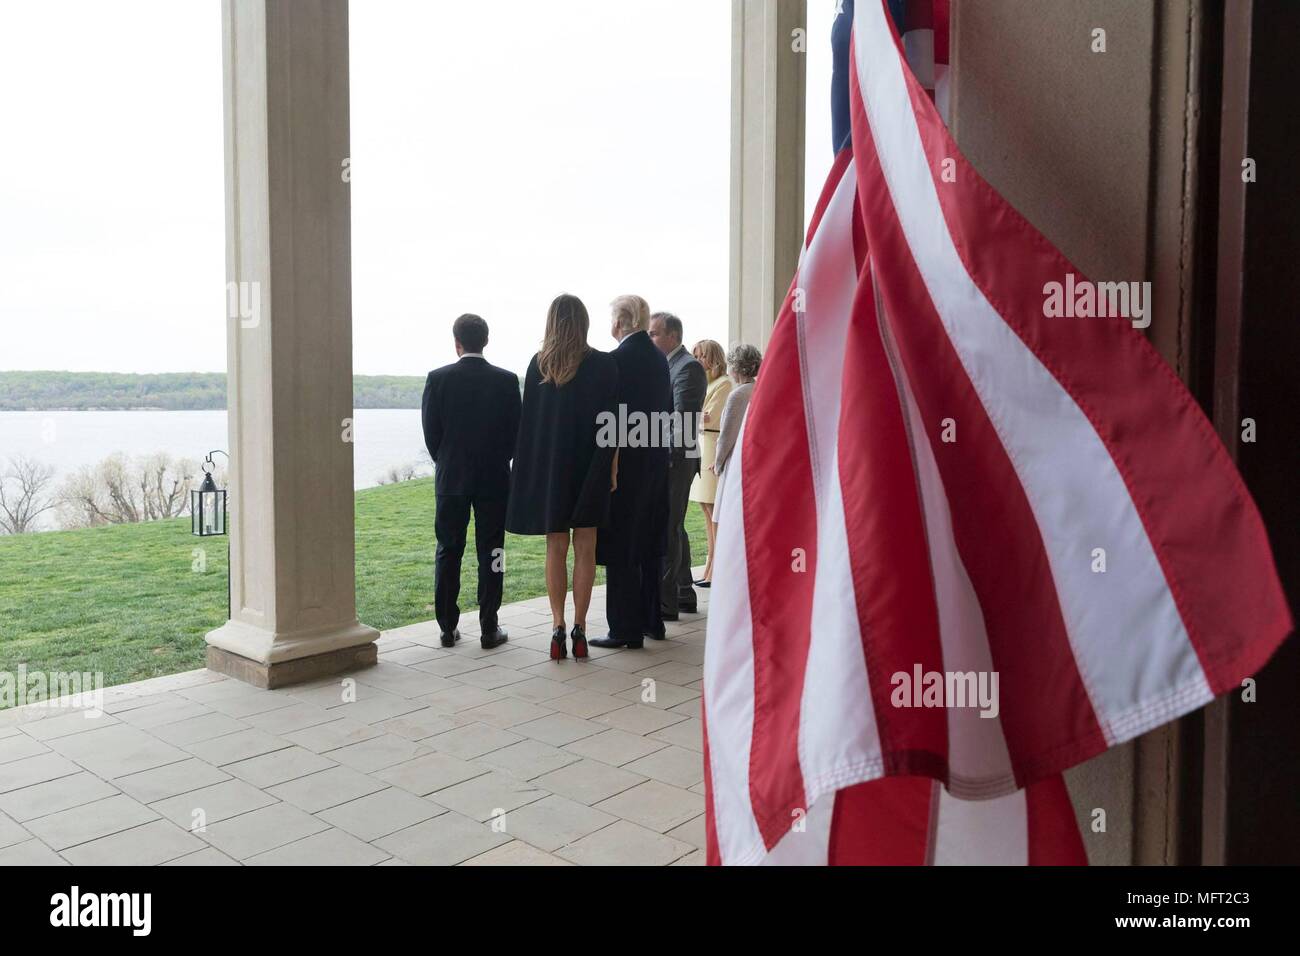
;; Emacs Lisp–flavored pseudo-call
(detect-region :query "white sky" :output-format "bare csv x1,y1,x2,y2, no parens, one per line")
0,0,834,380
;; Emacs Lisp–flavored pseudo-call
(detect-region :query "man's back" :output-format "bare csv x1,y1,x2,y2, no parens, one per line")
613,330,673,466
666,346,707,463
421,357,521,497
598,330,672,571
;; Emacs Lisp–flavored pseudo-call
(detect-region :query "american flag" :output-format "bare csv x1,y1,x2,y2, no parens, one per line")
702,0,1291,865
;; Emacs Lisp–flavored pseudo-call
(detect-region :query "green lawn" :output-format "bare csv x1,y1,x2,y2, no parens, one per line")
0,477,708,701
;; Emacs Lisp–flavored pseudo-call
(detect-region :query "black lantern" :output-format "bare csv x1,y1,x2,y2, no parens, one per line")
193,450,231,620
191,455,228,537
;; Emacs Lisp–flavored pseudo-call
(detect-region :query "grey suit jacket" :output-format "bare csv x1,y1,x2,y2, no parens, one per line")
667,346,707,468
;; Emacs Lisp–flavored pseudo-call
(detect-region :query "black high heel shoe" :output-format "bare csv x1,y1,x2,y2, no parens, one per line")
570,624,588,660
549,625,567,661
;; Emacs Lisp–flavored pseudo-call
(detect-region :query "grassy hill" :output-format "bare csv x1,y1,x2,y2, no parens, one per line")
0,370,440,410
0,478,708,699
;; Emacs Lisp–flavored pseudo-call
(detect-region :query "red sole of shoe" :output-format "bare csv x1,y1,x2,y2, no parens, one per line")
572,641,588,660
550,642,567,661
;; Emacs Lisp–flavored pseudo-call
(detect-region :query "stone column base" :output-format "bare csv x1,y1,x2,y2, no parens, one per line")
206,642,377,690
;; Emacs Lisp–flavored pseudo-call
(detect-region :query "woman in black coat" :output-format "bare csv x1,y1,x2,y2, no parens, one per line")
506,293,618,660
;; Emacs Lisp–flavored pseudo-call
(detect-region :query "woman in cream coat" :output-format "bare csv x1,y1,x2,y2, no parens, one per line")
688,339,731,586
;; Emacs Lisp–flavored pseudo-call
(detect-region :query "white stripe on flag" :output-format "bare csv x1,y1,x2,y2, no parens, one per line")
762,793,834,865
796,160,885,802
901,28,935,89
703,425,764,865
875,281,1018,796
853,0,1212,744
931,781,1029,865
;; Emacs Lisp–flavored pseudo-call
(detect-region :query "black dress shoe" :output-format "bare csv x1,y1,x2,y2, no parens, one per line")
480,627,508,650
440,629,460,648
590,633,643,649
680,605,698,615
693,579,711,588
644,629,666,641
660,610,679,622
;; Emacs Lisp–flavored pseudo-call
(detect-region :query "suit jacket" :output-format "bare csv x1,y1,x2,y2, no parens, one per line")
597,331,672,566
667,345,707,473
421,356,522,498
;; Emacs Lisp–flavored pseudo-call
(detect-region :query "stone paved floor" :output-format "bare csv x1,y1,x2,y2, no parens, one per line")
0,583,709,866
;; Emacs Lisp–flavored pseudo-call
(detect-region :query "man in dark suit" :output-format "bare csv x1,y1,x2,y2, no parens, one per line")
648,310,706,621
592,296,673,649
421,314,521,650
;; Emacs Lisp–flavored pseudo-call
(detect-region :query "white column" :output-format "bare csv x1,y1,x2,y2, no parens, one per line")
729,0,807,351
207,0,378,688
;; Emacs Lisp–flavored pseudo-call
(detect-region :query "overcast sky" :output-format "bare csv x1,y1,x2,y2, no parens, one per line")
1,0,833,379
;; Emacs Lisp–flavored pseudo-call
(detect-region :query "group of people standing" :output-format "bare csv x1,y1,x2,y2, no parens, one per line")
420,293,761,663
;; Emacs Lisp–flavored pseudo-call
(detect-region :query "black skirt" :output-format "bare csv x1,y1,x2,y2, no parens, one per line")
506,349,619,534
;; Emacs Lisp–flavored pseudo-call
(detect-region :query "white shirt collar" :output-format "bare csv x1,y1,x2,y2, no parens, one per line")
459,352,484,360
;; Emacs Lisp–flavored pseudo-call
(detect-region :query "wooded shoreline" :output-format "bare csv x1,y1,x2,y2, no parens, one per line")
0,371,438,411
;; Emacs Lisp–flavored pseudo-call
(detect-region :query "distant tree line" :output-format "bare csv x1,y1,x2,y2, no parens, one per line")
0,371,450,410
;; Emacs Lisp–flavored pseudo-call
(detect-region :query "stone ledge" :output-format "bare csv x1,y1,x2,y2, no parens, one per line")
206,642,378,690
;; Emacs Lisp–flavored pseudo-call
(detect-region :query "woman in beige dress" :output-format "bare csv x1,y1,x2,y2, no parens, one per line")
688,339,732,586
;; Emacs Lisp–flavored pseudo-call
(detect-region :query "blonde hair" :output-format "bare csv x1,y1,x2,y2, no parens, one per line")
537,293,590,386
692,339,727,380
610,294,650,334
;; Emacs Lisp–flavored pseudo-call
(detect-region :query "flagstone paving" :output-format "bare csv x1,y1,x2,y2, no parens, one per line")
0,584,709,866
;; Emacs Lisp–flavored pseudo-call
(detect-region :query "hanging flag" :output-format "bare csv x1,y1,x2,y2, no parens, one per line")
702,0,1290,866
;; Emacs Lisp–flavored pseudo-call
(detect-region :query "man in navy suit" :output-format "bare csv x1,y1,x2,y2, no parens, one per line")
421,314,521,650
592,296,673,648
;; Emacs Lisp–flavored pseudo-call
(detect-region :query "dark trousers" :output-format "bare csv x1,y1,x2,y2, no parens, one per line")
434,494,506,636
660,457,698,615
607,557,664,640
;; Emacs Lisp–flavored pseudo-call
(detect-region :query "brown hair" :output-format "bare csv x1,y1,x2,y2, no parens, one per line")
692,339,726,380
537,293,590,386
452,313,489,352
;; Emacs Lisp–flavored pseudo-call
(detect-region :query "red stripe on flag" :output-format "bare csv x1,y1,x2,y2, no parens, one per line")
848,38,1107,786
827,776,933,865
806,148,854,247
902,0,933,32
739,146,862,850
893,36,1292,694
839,263,948,779
1025,775,1088,865
933,0,950,65
701,704,722,866
741,305,817,849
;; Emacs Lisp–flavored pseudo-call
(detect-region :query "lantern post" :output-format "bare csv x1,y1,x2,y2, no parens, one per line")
191,450,230,620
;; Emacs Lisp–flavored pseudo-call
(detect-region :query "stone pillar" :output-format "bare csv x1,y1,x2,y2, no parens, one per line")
207,0,378,689
729,0,807,351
